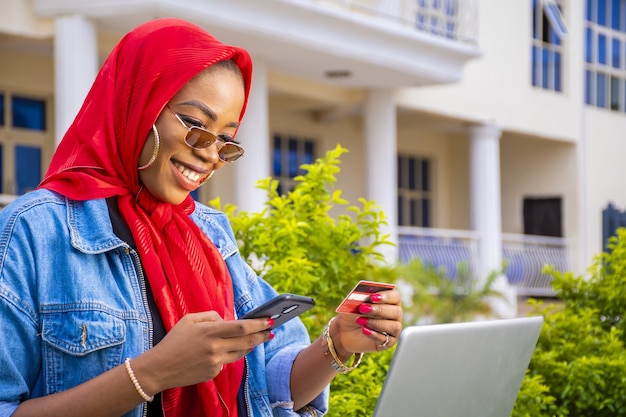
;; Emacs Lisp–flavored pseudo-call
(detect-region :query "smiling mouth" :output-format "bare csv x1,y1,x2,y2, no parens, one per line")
173,161,203,182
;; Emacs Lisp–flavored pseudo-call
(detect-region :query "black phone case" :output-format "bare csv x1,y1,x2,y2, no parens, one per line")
240,293,315,329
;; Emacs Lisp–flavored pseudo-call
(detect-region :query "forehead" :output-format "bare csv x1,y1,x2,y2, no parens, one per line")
170,66,245,118
189,64,243,92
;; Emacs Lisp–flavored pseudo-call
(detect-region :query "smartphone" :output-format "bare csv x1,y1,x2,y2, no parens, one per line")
240,293,315,330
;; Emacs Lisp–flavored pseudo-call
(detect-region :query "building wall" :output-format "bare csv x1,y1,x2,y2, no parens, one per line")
0,0,52,38
396,0,584,142
391,0,619,274
1,48,53,95
5,0,626,280
585,108,626,259
397,121,472,230
500,136,577,236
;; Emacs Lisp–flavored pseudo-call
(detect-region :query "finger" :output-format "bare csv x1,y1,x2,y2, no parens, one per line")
369,288,402,305
221,329,274,359
219,317,274,338
361,326,394,351
185,310,225,323
355,316,402,339
197,327,273,377
357,302,403,322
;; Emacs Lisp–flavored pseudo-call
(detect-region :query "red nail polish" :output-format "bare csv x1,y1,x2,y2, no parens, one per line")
370,293,382,303
362,327,373,336
269,331,275,340
267,318,275,327
356,317,368,326
359,303,373,314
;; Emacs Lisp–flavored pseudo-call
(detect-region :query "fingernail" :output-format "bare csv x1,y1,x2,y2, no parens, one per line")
269,331,275,340
267,318,275,327
370,293,383,303
362,327,373,336
359,304,373,314
356,317,368,326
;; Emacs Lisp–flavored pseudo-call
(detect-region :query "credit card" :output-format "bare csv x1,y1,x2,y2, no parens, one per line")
335,280,396,314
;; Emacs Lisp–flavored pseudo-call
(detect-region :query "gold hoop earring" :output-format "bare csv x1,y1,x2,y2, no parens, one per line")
138,125,160,171
198,170,215,187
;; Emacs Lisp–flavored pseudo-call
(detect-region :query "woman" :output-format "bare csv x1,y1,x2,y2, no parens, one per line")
0,18,402,417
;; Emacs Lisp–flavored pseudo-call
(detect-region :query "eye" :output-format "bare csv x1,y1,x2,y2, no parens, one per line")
180,115,204,128
218,134,239,144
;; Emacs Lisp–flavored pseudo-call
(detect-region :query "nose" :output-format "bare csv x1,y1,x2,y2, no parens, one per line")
196,141,222,164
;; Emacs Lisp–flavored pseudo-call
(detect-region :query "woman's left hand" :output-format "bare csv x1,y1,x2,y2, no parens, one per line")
331,288,403,355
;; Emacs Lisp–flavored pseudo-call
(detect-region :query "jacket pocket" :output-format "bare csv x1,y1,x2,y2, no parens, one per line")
41,309,126,394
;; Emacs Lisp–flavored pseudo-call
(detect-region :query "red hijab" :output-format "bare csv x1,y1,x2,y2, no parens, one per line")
39,18,252,417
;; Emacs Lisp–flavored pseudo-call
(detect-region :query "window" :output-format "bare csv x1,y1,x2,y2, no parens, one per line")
532,0,567,92
15,145,41,195
272,134,315,195
523,197,562,237
416,0,460,40
12,96,46,131
397,155,432,227
0,91,51,204
585,0,626,111
0,93,4,127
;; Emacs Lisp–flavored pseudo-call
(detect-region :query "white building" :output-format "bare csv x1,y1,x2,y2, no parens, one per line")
2,0,620,317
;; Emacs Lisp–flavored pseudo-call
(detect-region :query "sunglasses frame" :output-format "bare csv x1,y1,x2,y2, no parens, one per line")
166,106,245,162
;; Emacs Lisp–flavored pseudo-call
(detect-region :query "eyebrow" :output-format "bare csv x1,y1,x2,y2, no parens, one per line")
178,99,240,129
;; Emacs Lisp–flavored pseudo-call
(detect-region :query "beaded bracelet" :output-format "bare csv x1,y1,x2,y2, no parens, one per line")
124,358,154,402
323,317,363,374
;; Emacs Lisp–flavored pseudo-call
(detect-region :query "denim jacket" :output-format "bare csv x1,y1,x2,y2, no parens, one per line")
0,189,328,417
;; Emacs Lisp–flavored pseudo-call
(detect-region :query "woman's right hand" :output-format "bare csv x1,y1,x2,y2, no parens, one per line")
132,311,273,395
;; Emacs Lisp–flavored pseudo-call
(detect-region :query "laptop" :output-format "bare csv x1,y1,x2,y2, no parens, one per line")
372,316,544,417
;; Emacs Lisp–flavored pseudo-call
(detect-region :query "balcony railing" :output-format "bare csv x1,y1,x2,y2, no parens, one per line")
312,0,479,45
398,227,571,297
398,226,480,280
502,233,570,297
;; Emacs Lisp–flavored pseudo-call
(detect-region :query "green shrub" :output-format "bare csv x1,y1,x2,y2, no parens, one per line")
513,229,626,416
211,145,395,415
211,145,392,331
213,145,503,416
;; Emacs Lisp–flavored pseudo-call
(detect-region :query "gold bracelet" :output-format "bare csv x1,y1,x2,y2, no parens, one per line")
124,358,154,402
323,317,363,374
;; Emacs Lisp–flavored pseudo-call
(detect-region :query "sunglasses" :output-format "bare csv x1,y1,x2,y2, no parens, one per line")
166,106,245,162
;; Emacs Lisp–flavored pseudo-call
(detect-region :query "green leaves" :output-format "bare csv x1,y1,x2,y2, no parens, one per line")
213,145,506,416
514,228,626,416
213,145,396,415
211,143,393,332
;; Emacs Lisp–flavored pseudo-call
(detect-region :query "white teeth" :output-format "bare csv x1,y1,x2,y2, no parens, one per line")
174,162,202,182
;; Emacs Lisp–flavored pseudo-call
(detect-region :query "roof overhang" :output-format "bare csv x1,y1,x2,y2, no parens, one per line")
34,0,481,89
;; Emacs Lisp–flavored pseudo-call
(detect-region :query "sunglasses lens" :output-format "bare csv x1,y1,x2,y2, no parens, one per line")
185,128,215,149
219,143,245,162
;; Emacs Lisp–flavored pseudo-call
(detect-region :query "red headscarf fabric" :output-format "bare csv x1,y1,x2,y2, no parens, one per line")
39,18,252,417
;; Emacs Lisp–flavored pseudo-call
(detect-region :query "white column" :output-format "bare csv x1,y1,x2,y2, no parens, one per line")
232,58,270,214
54,15,98,145
365,89,398,264
468,123,516,317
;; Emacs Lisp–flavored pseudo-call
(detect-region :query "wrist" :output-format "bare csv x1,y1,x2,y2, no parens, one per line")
124,358,155,402
329,316,351,361
322,317,363,374
128,354,161,398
